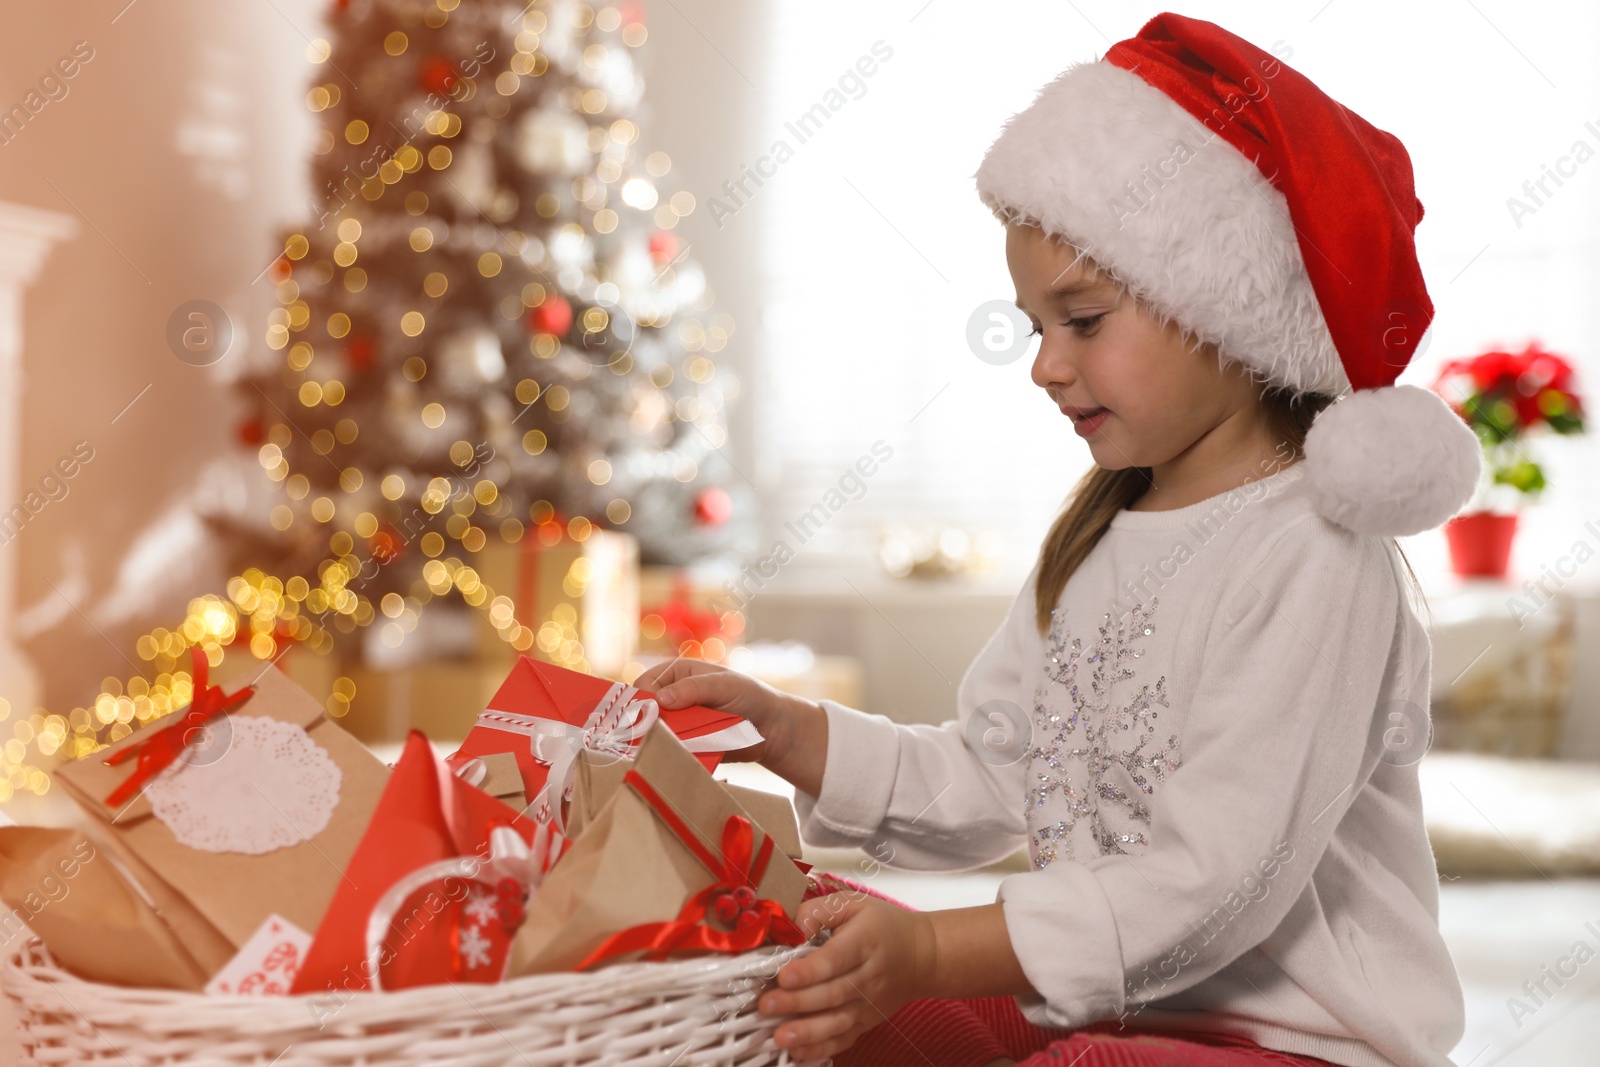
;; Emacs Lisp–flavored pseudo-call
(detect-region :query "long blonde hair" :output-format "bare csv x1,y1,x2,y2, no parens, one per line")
1031,388,1422,632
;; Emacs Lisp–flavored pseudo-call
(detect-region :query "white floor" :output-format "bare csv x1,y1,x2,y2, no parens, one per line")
1437,878,1600,1066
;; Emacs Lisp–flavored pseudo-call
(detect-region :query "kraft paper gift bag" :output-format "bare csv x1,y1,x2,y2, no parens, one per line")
54,655,389,975
567,749,804,861
509,720,809,976
0,826,223,990
293,731,559,994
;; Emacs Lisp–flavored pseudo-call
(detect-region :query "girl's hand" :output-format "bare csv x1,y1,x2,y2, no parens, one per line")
758,893,937,1063
633,659,822,784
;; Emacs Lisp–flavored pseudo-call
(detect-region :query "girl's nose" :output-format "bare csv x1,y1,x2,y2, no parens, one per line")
1030,335,1076,392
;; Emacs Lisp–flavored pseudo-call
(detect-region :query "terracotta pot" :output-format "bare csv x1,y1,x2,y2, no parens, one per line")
1444,511,1519,578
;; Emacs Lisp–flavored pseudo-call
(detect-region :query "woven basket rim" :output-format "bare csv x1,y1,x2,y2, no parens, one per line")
1,935,821,1020
2,937,823,1065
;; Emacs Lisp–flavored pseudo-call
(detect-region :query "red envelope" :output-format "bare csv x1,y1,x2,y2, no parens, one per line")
291,733,558,994
451,656,761,818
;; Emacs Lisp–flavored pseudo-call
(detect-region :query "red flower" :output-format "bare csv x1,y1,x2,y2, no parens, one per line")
1433,341,1583,435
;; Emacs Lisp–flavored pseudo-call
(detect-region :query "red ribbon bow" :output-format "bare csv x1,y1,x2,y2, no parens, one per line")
575,769,807,970
102,647,256,808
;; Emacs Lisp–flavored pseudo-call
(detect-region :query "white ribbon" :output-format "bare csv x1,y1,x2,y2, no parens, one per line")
468,681,763,834
363,823,559,992
453,757,488,788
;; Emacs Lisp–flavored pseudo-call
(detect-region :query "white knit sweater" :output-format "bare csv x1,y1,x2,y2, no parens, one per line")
792,464,1465,1067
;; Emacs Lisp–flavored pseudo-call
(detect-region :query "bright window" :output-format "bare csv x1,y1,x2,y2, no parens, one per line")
753,2,1600,586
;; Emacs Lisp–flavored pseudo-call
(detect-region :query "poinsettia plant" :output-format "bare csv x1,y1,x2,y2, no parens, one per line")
1432,341,1585,499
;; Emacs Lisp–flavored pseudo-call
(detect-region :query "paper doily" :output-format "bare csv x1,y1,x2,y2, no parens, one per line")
145,717,342,855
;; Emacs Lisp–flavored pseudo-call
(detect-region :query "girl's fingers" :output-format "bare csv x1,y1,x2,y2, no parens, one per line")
654,668,747,711
774,1005,859,1051
793,894,865,944
760,972,858,1016
769,903,866,1004
790,1017,879,1064
634,657,723,691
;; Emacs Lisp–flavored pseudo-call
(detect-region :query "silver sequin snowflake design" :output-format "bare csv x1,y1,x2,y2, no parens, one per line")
1025,598,1181,868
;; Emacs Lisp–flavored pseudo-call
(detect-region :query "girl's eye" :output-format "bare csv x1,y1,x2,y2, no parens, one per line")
1027,314,1107,339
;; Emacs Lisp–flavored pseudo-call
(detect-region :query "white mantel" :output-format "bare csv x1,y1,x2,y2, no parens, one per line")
0,202,77,720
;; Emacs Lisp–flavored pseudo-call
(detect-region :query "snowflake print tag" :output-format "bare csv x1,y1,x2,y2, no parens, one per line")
1025,599,1182,868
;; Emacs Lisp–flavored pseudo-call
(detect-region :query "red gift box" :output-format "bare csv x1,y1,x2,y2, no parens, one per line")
292,732,563,994
449,656,761,832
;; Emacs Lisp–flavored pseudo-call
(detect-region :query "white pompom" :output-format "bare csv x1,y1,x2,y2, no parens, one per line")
1303,385,1482,537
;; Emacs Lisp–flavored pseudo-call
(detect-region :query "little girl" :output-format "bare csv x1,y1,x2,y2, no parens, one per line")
638,13,1480,1067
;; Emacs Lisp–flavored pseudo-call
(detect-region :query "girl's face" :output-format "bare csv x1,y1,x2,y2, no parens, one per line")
1005,222,1261,473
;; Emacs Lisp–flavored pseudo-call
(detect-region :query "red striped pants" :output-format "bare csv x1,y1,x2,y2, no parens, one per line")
801,873,1341,1067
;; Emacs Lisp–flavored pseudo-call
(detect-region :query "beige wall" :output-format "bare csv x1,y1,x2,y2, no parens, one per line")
0,1,324,711
0,0,768,713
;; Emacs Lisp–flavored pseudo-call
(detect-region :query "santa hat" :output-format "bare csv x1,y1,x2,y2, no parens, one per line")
973,12,1480,537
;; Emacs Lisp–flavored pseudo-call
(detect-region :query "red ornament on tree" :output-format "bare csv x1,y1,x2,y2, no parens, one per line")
617,1,645,28
347,333,377,373
370,526,405,565
419,56,460,96
692,486,733,527
237,416,265,446
648,231,679,265
528,295,573,339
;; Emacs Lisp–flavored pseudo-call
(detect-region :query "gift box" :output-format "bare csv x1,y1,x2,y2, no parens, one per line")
336,659,509,744
639,565,742,660
471,529,639,677
293,731,560,994
450,655,761,830
509,720,808,976
52,653,389,984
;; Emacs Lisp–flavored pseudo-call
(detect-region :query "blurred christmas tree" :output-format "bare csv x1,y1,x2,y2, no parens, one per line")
16,0,759,777
228,0,752,658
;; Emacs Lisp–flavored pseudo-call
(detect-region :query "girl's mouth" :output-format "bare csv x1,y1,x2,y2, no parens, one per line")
1068,407,1109,437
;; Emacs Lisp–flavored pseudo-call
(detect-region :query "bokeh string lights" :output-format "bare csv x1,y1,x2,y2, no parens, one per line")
19,0,751,790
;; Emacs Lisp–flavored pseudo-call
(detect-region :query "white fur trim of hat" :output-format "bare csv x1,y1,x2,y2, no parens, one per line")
973,52,1481,537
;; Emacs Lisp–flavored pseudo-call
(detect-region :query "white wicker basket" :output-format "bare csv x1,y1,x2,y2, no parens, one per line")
2,937,825,1066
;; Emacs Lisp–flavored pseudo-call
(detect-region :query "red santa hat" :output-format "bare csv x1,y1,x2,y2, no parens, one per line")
973,12,1480,536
